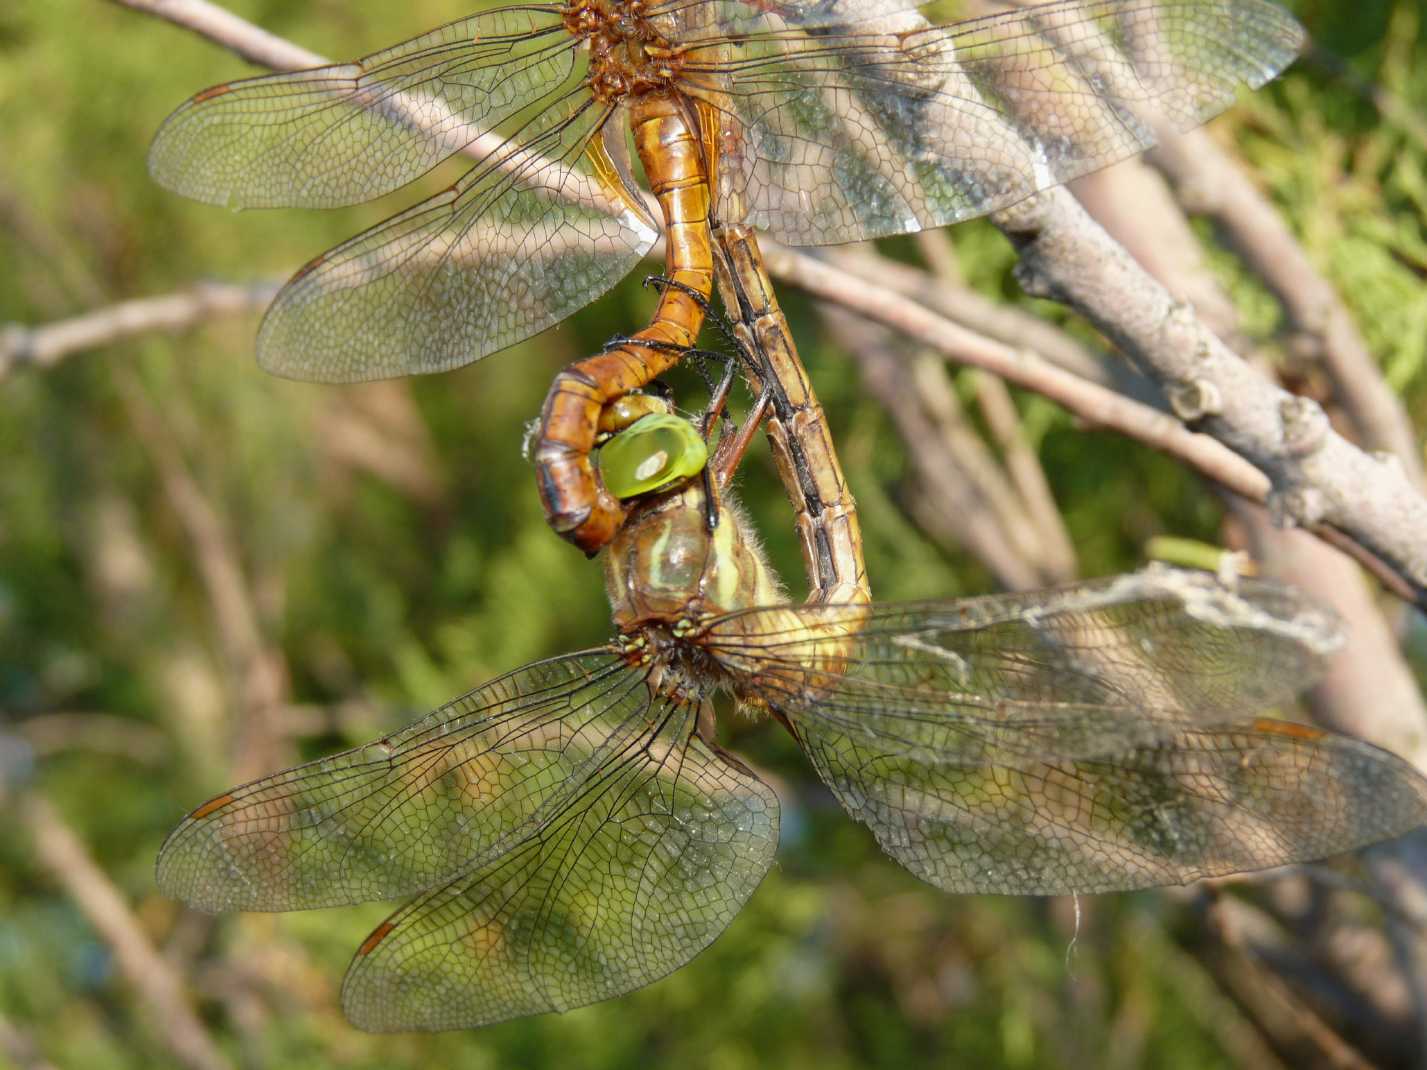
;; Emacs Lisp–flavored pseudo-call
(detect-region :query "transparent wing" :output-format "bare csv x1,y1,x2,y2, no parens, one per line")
340,701,778,1031
653,0,936,34
697,570,1427,894
792,716,1427,894
156,650,669,912
254,97,658,381
149,8,576,209
684,0,1304,244
704,568,1343,765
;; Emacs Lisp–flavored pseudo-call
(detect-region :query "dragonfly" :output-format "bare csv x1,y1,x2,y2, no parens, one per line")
148,0,1306,552
157,406,1427,1032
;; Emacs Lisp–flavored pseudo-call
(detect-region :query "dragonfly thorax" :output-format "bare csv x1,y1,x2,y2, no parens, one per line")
604,483,782,634
564,0,685,103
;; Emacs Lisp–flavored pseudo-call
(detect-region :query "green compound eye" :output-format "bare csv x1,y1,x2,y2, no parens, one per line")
598,413,708,500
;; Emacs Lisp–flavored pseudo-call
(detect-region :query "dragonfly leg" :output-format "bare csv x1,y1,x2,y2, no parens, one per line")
699,348,741,445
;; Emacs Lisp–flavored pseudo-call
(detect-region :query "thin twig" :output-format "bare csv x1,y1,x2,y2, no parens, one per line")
828,245,1131,395
17,712,168,765
1197,891,1382,1069
971,370,1078,580
19,792,233,1070
906,230,1078,580
828,307,1047,588
116,371,290,780
314,384,449,509
0,282,278,379
765,242,1273,503
104,0,324,68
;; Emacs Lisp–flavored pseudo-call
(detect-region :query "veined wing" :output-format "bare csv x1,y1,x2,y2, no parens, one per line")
696,570,1427,894
149,7,575,209
653,0,939,34
703,568,1343,766
255,96,658,381
790,715,1427,894
685,0,1303,244
157,650,673,912
340,700,778,1031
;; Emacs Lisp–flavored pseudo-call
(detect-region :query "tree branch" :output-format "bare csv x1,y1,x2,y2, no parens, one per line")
107,0,1427,605
992,184,1427,606
0,282,277,379
765,241,1273,503
19,793,233,1070
116,372,291,780
1150,128,1423,484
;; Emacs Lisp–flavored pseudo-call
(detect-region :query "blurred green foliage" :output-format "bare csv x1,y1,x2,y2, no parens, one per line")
1,0,1424,1067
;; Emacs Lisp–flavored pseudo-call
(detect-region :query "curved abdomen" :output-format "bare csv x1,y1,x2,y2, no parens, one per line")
535,93,715,554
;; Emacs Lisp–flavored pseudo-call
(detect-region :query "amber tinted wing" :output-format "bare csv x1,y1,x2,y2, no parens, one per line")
701,570,1427,893
340,699,778,1031
681,0,1303,244
254,96,657,381
706,568,1343,764
157,650,673,912
149,8,575,209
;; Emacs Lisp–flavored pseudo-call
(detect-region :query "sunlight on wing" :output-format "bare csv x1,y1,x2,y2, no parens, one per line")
789,717,1427,894
697,567,1427,893
340,703,778,1031
704,568,1342,766
254,98,658,381
156,651,665,912
149,9,576,209
690,0,1304,243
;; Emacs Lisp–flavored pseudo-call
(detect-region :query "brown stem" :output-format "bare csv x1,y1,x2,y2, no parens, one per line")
1150,129,1423,484
992,184,1427,606
19,793,233,1070
116,372,291,780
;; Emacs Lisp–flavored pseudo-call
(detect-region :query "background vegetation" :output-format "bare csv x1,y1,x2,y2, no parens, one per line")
2,0,1425,1067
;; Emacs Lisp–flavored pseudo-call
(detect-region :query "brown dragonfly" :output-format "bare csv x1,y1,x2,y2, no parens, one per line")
149,0,1306,551
157,407,1427,1032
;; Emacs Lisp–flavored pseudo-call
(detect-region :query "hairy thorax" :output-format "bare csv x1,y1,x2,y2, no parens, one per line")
604,483,783,700
564,0,689,103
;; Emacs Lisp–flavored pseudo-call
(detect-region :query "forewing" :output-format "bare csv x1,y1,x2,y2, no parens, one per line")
693,0,1303,244
699,570,1427,893
156,650,668,912
254,97,657,381
149,9,575,209
340,700,778,1031
654,0,934,34
704,568,1342,766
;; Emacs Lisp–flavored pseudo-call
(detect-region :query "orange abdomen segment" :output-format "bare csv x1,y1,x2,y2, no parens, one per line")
534,93,715,554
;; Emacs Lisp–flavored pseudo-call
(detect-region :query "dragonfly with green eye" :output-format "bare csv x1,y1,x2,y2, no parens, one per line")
146,0,1306,554
157,405,1427,1032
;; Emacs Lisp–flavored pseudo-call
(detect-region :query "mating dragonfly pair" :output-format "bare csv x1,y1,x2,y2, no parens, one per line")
158,395,1427,1032
148,0,1427,1034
